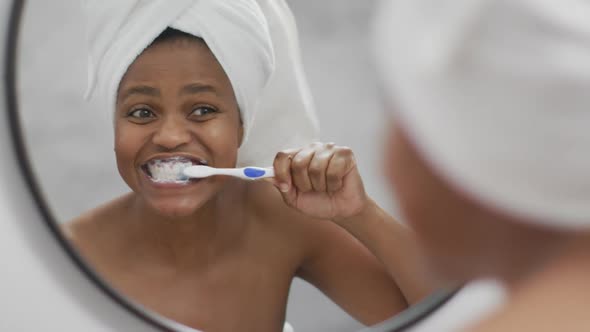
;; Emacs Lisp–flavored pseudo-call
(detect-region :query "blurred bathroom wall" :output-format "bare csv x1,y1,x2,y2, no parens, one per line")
18,1,392,331
288,0,396,217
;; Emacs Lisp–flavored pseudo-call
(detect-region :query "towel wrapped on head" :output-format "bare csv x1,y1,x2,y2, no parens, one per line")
373,0,590,229
83,0,319,166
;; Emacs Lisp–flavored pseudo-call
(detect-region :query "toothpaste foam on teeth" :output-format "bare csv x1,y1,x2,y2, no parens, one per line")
147,158,193,183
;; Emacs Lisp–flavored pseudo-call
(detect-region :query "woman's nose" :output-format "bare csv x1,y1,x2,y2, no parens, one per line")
152,115,192,150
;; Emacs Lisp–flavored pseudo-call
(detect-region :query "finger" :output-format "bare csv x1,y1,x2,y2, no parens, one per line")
308,146,333,192
273,148,299,192
279,183,298,208
261,177,278,186
290,147,316,193
326,147,355,193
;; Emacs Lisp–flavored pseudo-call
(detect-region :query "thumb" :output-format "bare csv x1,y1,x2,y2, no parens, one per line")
279,185,298,208
263,177,293,193
262,177,278,186
263,177,297,206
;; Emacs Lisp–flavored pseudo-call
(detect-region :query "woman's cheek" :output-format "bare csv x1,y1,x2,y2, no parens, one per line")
113,124,142,184
204,121,241,165
385,127,431,230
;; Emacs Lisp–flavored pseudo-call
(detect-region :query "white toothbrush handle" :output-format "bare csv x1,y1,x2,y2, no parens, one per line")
235,167,274,180
216,168,246,177
217,167,274,180
254,167,274,178
183,166,274,180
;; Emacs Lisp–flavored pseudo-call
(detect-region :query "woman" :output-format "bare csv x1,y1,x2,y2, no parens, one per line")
64,1,432,331
370,0,590,330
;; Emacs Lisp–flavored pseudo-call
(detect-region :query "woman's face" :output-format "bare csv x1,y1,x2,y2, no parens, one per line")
114,37,243,218
385,121,572,284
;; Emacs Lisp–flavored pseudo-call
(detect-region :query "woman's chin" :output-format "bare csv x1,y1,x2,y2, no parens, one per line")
147,198,206,219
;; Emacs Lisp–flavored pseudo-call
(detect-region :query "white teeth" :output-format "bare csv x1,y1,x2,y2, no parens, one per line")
146,157,193,183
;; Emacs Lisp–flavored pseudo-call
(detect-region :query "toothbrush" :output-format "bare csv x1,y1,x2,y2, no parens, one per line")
182,165,275,180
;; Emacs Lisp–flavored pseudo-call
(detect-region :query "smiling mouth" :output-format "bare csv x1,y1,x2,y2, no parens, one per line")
141,156,208,184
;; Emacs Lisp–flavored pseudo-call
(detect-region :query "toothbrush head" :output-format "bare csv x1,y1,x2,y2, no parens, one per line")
182,165,215,179
142,156,203,183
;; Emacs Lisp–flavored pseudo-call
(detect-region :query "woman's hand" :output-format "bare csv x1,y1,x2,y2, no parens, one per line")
271,142,369,221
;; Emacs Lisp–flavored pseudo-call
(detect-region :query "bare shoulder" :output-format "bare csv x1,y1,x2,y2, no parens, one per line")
246,181,308,226
62,193,133,255
245,181,361,260
247,181,327,229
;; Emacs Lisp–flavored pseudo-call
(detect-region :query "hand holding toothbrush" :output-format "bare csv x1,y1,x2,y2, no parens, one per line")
270,142,369,221
181,142,369,221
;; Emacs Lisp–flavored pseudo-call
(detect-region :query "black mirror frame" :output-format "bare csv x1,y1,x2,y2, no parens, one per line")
4,1,459,331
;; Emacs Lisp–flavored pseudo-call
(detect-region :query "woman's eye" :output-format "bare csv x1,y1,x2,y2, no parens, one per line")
128,108,155,119
190,106,218,118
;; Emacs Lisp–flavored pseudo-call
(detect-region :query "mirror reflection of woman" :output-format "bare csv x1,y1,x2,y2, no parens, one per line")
373,0,590,331
64,1,434,331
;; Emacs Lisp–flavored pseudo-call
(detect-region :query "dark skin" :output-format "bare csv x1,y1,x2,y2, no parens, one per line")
64,37,432,332
384,121,590,331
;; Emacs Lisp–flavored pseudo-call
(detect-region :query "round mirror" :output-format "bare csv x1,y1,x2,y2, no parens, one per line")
13,1,457,331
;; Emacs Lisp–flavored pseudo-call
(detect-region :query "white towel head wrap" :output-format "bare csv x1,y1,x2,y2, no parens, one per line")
83,0,319,166
373,0,590,229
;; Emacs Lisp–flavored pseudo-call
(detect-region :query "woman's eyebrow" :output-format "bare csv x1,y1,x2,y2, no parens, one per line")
180,83,218,96
119,85,160,102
